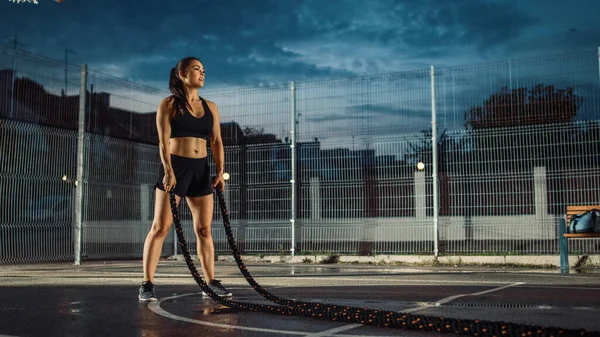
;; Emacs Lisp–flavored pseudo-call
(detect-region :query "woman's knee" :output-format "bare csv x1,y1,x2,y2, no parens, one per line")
194,225,212,240
150,221,171,238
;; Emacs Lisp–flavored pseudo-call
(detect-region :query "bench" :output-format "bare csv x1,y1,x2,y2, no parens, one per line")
559,205,600,274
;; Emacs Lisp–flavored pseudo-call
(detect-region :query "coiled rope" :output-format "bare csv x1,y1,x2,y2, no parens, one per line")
168,188,599,337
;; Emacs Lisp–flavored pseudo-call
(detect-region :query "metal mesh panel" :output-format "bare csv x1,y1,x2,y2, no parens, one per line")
434,49,600,255
373,224,434,254
2,45,600,262
0,47,81,128
435,50,600,131
295,70,432,140
0,119,76,263
81,134,164,259
201,84,291,144
78,69,173,260
245,226,291,253
301,226,362,254
86,70,167,144
0,46,81,264
293,71,435,253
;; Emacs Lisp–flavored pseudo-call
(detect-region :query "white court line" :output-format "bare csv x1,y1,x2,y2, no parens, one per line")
148,293,308,335
149,293,408,337
468,282,527,297
302,324,363,337
399,282,526,314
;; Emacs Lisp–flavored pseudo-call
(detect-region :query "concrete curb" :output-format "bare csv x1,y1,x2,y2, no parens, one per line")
166,254,600,269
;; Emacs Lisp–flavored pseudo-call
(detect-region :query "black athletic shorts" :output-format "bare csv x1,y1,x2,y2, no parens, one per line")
154,154,213,197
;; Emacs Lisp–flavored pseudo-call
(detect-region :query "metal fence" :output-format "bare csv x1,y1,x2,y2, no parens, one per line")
1,45,599,264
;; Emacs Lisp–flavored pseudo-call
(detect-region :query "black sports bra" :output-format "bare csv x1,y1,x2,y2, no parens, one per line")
170,97,214,140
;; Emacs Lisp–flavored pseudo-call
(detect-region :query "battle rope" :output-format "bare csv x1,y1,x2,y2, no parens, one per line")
169,188,599,337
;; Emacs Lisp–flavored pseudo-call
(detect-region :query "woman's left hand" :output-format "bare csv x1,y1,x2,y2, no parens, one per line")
212,173,225,190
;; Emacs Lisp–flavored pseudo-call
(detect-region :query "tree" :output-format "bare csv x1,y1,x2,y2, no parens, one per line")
465,84,583,130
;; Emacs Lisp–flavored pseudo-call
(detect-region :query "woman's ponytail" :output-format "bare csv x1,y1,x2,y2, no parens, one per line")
168,61,195,116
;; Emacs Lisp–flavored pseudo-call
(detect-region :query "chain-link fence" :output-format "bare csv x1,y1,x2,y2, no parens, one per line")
1,45,599,264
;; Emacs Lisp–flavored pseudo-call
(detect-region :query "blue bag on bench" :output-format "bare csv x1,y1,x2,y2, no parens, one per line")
567,209,600,233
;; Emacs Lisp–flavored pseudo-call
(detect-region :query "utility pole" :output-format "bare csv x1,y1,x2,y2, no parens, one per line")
64,48,76,96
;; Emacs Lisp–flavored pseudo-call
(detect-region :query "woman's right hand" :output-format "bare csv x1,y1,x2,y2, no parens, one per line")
163,170,176,192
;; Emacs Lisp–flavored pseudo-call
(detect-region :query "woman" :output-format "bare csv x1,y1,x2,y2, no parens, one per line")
138,57,231,302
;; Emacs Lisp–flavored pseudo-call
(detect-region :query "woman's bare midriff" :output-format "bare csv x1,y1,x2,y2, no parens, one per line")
169,137,208,158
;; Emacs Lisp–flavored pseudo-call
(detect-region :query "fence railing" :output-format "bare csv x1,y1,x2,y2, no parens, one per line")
1,45,599,264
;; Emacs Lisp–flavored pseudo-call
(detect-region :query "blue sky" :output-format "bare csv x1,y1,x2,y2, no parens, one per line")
2,0,599,91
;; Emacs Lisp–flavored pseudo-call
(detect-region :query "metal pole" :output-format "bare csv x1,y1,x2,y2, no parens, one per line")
10,35,17,117
74,64,88,265
65,49,76,96
597,46,600,92
129,82,133,139
430,65,439,257
290,81,297,257
64,50,67,95
509,58,513,115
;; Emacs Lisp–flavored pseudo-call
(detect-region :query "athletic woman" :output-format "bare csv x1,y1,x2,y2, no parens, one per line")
138,57,231,302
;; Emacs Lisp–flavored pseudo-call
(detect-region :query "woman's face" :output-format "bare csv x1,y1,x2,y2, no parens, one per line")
181,60,205,89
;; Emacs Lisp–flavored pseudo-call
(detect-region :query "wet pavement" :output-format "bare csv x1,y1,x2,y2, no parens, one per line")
1,260,600,337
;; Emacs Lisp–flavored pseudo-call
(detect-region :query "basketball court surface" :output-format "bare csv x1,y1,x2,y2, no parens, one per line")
1,260,599,337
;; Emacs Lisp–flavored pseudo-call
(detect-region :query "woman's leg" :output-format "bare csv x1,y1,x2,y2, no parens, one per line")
142,189,180,283
186,193,215,281
186,193,231,297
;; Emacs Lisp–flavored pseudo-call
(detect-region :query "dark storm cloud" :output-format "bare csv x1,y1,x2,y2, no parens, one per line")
1,0,598,88
307,0,535,48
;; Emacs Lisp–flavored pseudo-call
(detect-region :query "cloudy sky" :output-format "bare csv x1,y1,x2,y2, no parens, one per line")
2,0,599,150
2,0,599,90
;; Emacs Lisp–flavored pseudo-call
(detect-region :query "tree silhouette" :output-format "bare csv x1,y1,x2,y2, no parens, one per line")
460,84,599,216
465,84,583,130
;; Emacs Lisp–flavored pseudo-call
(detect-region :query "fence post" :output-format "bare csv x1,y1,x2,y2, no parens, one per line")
74,64,88,265
9,42,17,118
290,81,297,257
430,65,440,257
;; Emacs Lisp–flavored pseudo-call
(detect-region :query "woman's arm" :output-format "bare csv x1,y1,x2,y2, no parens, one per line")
208,100,225,188
156,98,174,178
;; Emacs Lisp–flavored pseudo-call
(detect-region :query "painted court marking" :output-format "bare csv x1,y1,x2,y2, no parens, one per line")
148,294,307,335
400,282,525,314
149,293,407,337
302,324,364,337
148,282,526,337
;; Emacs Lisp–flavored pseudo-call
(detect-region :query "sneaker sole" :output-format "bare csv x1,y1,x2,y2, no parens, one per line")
138,295,157,302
